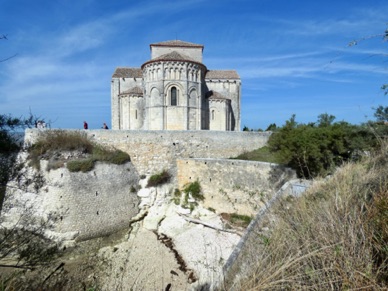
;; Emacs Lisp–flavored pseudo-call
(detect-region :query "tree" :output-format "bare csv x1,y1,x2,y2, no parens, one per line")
0,114,58,273
268,114,377,178
265,123,277,131
317,113,336,127
373,105,388,122
0,113,41,206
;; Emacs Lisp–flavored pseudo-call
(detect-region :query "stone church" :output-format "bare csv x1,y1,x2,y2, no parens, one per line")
111,40,241,131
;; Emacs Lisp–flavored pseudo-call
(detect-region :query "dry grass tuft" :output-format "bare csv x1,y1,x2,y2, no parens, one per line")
233,142,388,290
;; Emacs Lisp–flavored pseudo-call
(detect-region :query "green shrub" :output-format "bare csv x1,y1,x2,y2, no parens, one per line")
173,188,181,205
107,150,131,164
230,213,252,227
146,170,170,187
266,114,386,178
183,180,204,201
27,130,131,172
92,146,130,165
221,212,252,228
67,159,95,173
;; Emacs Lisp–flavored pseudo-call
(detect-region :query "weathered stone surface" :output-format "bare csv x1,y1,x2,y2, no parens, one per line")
177,158,296,216
3,159,141,242
24,129,270,176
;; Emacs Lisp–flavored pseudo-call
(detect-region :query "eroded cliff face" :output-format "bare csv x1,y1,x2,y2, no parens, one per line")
1,134,297,289
2,154,141,246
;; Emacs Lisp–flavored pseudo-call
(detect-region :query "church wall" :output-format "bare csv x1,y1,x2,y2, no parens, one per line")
121,96,130,129
166,106,186,130
111,79,120,129
111,77,143,130
206,80,241,131
188,108,197,130
209,101,228,131
151,46,203,63
129,96,145,130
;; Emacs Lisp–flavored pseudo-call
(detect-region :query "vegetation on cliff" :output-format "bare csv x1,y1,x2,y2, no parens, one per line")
28,130,131,172
146,170,171,187
0,113,39,208
232,141,388,290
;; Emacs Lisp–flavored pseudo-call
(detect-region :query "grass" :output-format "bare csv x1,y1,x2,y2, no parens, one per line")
182,180,203,201
146,170,170,187
231,141,388,290
67,159,95,173
231,146,283,164
221,213,252,228
28,130,130,172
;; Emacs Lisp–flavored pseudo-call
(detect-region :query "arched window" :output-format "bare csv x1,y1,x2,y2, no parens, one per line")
171,87,177,106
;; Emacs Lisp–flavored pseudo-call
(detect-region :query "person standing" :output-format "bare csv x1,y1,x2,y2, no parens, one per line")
102,123,108,129
83,121,88,129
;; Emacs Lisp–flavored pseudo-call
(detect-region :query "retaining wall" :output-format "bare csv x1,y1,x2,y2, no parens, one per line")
177,158,295,216
25,129,270,176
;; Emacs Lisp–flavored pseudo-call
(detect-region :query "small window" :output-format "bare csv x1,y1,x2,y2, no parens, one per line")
171,87,177,106
135,110,138,119
212,110,215,120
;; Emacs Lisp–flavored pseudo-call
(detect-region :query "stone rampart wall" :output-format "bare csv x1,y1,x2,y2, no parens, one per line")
25,129,270,177
177,158,296,216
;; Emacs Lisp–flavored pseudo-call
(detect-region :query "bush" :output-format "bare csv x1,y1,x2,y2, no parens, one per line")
146,170,170,187
67,159,95,173
267,114,383,178
28,130,131,172
172,188,181,205
182,180,204,201
92,145,130,165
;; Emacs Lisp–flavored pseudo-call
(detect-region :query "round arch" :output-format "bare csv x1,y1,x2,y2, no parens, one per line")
164,82,184,106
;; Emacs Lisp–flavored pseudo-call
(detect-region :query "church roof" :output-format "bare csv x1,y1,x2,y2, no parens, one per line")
205,70,240,79
119,86,143,96
141,51,206,68
112,67,142,78
150,40,204,49
153,51,196,62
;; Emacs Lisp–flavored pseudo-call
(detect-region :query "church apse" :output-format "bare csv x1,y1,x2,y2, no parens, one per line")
111,40,241,131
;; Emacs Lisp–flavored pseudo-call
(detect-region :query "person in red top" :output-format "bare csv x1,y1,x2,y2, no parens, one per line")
83,121,88,129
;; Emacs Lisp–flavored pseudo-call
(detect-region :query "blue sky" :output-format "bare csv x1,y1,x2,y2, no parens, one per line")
1,0,387,130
